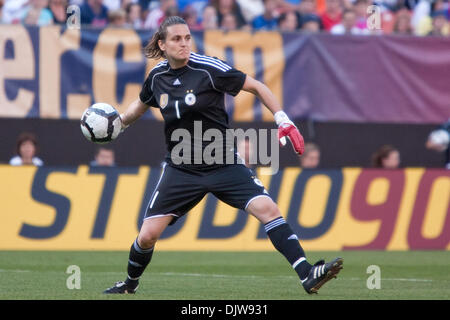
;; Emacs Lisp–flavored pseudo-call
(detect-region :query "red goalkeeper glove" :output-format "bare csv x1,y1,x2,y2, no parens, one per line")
275,111,305,155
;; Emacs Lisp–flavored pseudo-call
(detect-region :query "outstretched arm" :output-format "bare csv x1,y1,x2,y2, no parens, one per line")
241,75,305,155
241,75,282,115
120,98,150,128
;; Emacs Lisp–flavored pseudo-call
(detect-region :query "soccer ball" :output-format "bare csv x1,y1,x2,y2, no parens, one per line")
429,129,450,148
80,103,122,144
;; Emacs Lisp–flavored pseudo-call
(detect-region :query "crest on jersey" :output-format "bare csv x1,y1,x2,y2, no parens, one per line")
185,90,196,106
159,93,168,109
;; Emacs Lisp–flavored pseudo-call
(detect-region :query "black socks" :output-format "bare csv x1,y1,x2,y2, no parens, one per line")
265,217,312,281
125,238,154,288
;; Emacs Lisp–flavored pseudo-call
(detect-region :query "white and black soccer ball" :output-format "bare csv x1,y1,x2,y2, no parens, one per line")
80,103,122,144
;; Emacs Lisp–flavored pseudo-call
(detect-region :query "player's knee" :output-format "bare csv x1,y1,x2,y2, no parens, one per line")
137,232,159,249
265,202,281,221
249,198,280,223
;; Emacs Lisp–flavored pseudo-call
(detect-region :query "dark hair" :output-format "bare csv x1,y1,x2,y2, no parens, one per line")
278,11,299,25
144,16,187,60
125,2,139,15
15,132,39,157
371,145,398,168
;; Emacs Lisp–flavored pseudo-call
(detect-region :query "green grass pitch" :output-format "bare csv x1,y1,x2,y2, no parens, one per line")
0,250,449,300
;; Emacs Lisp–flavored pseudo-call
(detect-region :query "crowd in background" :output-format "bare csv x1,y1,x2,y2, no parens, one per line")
0,0,449,36
10,125,449,168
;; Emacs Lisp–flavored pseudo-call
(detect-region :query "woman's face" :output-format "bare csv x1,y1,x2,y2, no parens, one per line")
159,24,192,62
280,12,298,31
203,7,218,29
20,140,36,159
382,150,400,169
128,4,141,21
396,16,410,33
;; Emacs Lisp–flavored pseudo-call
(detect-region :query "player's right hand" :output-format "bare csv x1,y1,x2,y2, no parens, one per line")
274,111,305,155
278,122,305,155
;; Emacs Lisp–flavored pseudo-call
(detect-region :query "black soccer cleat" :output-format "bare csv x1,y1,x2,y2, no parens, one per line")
103,281,138,294
302,257,343,294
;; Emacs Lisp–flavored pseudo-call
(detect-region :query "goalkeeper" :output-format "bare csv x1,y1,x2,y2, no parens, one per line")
104,16,343,295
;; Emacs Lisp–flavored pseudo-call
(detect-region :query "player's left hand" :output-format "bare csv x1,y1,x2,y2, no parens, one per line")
275,111,305,155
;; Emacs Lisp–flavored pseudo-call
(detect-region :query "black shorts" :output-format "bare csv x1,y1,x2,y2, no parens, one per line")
144,163,271,225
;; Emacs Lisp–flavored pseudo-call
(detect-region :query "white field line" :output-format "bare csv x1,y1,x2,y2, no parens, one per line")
0,269,437,283
105,271,436,283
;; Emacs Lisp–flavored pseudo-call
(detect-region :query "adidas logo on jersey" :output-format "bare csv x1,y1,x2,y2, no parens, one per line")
173,78,181,85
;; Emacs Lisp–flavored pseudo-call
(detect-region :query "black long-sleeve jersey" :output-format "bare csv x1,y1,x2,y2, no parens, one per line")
139,52,247,172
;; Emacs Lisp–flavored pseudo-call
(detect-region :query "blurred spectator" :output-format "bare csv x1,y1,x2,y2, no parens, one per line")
236,0,264,23
300,142,321,168
178,0,208,14
48,0,68,25
252,0,280,30
108,8,127,27
411,0,431,32
280,0,302,11
9,132,44,166
300,13,322,32
331,8,369,34
137,0,153,22
353,0,370,30
371,145,401,169
375,0,403,12
297,0,319,29
120,0,134,10
90,146,116,167
316,0,327,15
164,4,179,19
80,0,109,27
126,2,144,29
22,0,54,26
426,118,450,169
201,5,219,29
297,0,318,16
182,4,202,30
212,0,248,29
428,10,449,36
221,12,238,30
278,11,299,31
103,0,121,11
401,0,420,11
414,0,449,35
2,0,28,24
144,0,178,29
320,0,343,31
393,8,413,34
0,0,4,23
103,0,123,11
179,0,208,20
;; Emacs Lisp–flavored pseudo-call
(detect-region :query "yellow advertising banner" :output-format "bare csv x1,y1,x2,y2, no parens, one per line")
0,165,448,250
